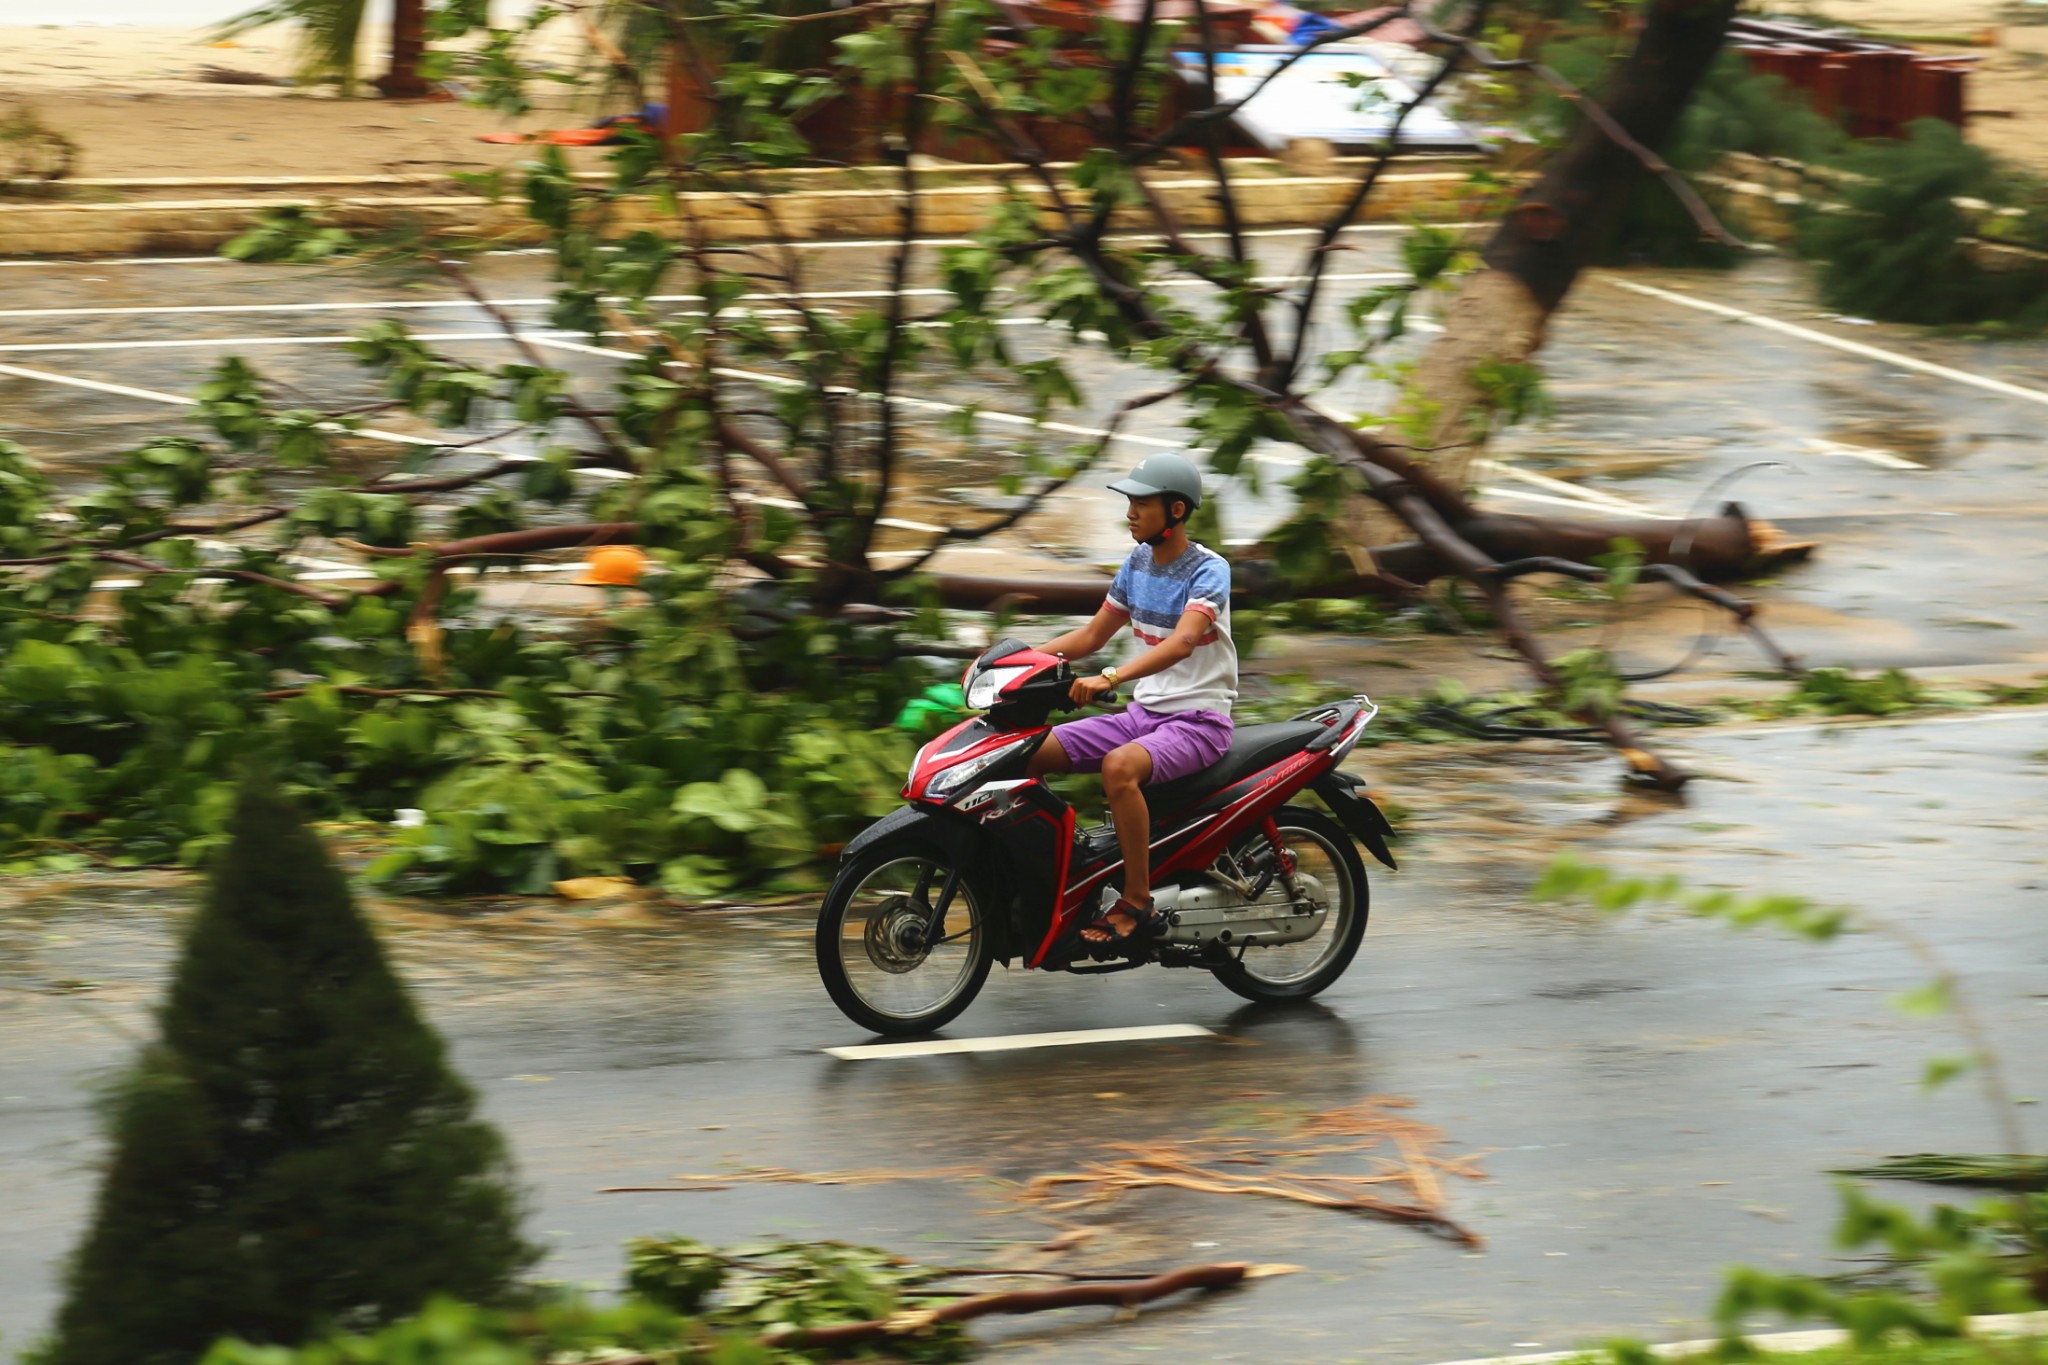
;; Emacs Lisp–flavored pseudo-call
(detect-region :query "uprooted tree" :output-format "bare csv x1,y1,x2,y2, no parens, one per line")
0,0,1813,891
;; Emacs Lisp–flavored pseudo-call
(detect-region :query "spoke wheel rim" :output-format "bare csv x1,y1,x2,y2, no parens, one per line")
832,856,982,1022
1231,825,1353,987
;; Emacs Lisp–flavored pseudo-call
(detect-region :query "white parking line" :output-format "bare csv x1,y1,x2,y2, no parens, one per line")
1708,704,2048,741
0,273,1409,325
0,330,578,354
0,346,1651,523
1472,458,1661,516
1803,436,1923,470
0,360,199,406
1610,278,2048,409
0,223,1484,271
1476,485,1654,515
524,333,1190,452
824,1023,1214,1060
0,357,572,463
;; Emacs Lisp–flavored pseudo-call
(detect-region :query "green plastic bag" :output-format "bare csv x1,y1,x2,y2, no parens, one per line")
893,682,967,732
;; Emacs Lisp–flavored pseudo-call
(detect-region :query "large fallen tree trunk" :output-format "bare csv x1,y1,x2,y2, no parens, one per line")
928,502,1810,613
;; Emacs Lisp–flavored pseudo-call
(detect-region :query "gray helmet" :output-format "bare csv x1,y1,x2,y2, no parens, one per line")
1107,452,1204,517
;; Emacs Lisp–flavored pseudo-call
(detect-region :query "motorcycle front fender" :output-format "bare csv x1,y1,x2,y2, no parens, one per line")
1309,772,1398,871
838,804,1022,963
840,803,951,863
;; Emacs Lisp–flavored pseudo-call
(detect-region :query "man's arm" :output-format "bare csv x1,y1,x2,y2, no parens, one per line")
1068,608,1209,705
1041,603,1126,663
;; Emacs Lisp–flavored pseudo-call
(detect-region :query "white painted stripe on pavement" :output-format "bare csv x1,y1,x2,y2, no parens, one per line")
0,360,199,406
523,334,1188,452
1803,436,1923,470
1477,485,1648,516
0,223,1486,271
0,272,1408,324
825,1023,1214,1060
1426,1311,2048,1365
1472,458,1660,516
0,330,577,354
1708,704,2048,741
1611,278,2048,408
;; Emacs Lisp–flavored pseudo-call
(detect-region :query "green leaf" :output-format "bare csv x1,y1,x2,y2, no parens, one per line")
1920,1055,1974,1091
1891,980,1953,1018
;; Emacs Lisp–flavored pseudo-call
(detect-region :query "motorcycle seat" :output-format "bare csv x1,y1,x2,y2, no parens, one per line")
1142,720,1328,816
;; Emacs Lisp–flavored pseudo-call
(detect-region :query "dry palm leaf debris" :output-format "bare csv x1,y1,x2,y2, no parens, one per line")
598,1098,1483,1245
1005,1096,1486,1246
601,1164,988,1193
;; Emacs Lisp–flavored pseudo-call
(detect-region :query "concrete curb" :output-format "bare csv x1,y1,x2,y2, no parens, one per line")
0,160,1491,258
1430,1311,2048,1365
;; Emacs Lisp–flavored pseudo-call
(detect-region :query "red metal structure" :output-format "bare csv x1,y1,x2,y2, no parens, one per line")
1730,17,1973,140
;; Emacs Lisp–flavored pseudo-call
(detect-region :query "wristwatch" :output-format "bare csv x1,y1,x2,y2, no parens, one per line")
1099,666,1120,688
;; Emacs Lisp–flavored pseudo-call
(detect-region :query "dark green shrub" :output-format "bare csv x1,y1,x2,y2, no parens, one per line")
1799,118,2048,329
41,775,537,1365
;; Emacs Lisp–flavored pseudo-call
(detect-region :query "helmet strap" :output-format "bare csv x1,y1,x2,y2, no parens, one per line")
1143,498,1189,548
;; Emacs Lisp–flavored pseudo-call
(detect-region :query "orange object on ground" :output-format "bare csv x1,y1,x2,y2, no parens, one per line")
582,545,648,587
477,128,624,146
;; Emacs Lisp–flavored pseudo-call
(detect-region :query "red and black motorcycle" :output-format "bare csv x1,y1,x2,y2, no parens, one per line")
815,638,1398,1035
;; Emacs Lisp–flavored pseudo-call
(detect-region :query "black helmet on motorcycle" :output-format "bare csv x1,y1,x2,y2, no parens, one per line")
1107,453,1204,541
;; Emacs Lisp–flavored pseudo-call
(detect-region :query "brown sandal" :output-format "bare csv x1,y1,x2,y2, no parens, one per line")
1081,896,1163,946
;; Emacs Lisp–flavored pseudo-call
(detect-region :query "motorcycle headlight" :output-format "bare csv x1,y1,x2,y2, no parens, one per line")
926,735,1031,797
964,665,1032,710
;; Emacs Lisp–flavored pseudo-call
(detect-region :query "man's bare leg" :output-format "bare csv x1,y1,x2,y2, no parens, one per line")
1085,742,1154,941
1028,732,1072,780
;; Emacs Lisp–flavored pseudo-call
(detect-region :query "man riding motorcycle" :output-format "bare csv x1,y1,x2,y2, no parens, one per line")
1029,453,1236,949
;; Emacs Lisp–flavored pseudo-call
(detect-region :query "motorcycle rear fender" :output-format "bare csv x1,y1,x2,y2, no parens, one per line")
839,804,1031,964
1309,772,1398,871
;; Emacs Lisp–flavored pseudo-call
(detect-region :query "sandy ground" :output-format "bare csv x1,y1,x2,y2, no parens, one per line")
1,9,2046,183
1800,0,2048,172
0,21,601,181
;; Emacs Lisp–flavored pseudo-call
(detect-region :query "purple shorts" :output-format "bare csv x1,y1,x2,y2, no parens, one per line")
1051,703,1233,784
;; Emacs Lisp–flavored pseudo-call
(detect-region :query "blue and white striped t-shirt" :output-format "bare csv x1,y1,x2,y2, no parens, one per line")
1104,542,1237,715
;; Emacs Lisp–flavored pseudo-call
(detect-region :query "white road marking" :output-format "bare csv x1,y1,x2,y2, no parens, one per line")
824,1023,1214,1060
1427,1311,2048,1365
1707,704,2048,741
0,357,608,468
1472,458,1662,516
0,222,1486,272
1803,436,1924,470
1610,278,2048,409
0,273,1409,324
0,360,202,406
524,333,1188,452
0,330,578,354
1473,485,1649,516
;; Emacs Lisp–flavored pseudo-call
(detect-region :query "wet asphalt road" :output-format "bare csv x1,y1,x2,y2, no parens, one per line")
7,237,2048,1358
6,709,2047,1362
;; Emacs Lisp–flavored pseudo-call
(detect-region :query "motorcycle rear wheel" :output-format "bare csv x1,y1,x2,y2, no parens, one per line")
816,837,994,1036
1210,805,1368,1003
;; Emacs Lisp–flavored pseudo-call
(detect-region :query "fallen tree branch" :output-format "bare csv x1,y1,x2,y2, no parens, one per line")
254,685,510,701
94,550,350,610
760,1262,1269,1350
1484,554,1804,674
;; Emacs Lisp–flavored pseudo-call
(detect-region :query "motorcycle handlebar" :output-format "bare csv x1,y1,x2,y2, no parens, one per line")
1053,687,1119,713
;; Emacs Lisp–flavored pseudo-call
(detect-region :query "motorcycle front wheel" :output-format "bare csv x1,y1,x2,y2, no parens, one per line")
1210,805,1368,1003
815,837,994,1037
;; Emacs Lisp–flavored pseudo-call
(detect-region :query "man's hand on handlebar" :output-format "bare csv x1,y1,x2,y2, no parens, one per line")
1068,674,1119,707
